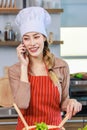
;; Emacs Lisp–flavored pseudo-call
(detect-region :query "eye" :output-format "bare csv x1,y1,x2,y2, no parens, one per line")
23,37,30,41
34,36,40,39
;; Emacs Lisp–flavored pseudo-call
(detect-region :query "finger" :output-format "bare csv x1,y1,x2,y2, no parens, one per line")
66,107,72,119
72,103,82,115
17,45,26,52
17,47,27,56
66,104,75,118
67,103,73,113
72,107,77,116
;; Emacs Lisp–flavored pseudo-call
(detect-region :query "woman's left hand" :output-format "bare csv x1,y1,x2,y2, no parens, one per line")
66,99,82,119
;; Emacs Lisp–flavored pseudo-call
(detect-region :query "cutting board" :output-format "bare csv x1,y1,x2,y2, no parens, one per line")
0,67,13,107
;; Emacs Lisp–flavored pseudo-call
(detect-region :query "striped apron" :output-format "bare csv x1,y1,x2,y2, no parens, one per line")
16,75,62,130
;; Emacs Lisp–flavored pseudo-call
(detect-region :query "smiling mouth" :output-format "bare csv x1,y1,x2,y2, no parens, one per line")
29,47,39,52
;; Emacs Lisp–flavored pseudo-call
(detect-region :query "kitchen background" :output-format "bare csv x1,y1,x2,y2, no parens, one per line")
0,0,87,130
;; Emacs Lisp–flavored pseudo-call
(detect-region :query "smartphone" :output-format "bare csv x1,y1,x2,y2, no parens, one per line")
21,41,29,56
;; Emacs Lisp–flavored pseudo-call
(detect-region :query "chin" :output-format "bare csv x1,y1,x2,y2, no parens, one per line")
30,52,43,57
30,53,39,57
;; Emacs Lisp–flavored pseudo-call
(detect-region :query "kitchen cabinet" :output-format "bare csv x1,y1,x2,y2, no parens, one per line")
0,118,17,130
0,107,18,130
83,117,87,126
64,117,86,130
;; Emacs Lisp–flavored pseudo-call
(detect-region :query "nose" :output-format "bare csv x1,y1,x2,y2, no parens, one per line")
30,38,36,46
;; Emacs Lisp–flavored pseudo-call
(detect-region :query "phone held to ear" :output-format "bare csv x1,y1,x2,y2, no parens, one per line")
21,42,29,57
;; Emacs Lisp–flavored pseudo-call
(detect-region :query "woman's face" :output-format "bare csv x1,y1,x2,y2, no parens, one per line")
22,32,46,57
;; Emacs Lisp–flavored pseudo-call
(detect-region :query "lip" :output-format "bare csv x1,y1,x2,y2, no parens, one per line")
29,47,39,53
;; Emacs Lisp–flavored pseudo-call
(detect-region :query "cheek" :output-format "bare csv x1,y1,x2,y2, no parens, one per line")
40,41,44,49
24,42,28,48
40,38,45,45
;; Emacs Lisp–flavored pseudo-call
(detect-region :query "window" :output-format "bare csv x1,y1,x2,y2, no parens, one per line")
60,27,87,73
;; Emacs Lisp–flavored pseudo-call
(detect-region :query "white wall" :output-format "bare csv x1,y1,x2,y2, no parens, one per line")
0,47,18,76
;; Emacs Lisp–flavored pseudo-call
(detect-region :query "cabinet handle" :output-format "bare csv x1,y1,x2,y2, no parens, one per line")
1,120,87,125
67,120,84,123
0,122,17,125
84,120,87,122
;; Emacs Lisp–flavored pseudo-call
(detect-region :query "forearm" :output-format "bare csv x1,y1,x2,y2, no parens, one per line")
20,65,29,83
15,81,31,109
16,64,30,108
61,98,70,112
8,64,31,109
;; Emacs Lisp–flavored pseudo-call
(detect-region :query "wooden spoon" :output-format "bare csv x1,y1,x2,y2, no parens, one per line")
13,103,69,130
22,114,69,130
13,103,29,130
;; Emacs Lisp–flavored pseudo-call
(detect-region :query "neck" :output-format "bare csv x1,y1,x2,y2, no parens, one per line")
30,55,44,66
29,55,48,76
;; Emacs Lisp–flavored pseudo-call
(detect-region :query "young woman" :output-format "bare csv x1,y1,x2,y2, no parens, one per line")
8,7,82,130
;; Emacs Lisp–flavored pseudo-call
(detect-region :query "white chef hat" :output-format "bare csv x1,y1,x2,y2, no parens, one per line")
15,7,51,37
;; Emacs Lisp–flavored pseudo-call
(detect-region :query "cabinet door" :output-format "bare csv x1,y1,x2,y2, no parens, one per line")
0,125,16,130
64,117,84,130
0,118,17,130
83,117,87,127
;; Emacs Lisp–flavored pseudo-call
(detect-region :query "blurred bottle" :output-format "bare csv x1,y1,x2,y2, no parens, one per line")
29,0,42,7
23,0,26,8
15,32,19,41
4,22,11,41
29,0,34,6
42,0,48,8
48,32,53,44
0,31,1,41
34,0,42,6
47,0,55,9
4,22,15,41
54,0,60,8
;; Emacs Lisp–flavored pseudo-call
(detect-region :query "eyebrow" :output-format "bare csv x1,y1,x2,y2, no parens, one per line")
23,33,40,37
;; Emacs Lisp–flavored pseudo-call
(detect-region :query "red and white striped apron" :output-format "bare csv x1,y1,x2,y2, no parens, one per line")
16,75,62,130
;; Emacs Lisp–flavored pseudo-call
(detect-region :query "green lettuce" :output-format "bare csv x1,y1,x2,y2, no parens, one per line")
36,122,48,130
78,125,87,130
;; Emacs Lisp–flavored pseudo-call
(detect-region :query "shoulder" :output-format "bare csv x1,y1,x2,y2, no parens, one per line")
54,57,69,68
53,57,70,83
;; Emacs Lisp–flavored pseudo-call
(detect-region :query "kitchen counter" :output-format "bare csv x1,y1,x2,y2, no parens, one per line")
0,107,18,119
0,107,17,130
0,106,87,119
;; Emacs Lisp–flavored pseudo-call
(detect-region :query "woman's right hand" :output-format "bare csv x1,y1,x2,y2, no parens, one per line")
16,43,29,66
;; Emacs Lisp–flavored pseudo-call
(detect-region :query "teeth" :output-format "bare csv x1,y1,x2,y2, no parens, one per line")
30,47,38,49
29,47,38,51
31,48,37,50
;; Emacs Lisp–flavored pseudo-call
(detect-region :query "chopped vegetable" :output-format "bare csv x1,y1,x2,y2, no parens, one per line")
78,125,87,130
36,122,48,130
